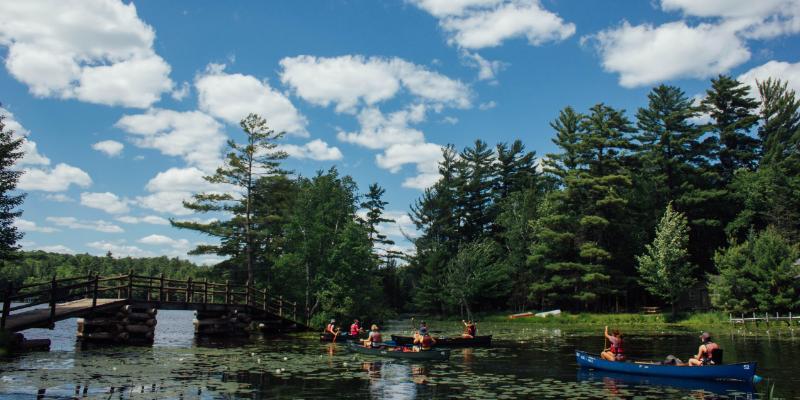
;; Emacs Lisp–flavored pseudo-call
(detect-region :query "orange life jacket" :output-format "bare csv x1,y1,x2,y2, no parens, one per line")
610,338,624,355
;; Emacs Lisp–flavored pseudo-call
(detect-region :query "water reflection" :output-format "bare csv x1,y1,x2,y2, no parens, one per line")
361,361,418,399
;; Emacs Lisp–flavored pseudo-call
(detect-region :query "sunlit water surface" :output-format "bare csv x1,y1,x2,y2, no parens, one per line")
1,310,798,399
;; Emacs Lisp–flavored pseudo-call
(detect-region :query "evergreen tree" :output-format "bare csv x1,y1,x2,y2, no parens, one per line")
172,113,287,286
710,227,800,313
0,109,25,262
359,183,395,250
635,203,697,315
457,140,497,242
444,239,509,319
495,139,538,199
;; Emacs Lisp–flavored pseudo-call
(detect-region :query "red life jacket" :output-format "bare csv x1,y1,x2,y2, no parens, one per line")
421,335,434,348
326,324,336,334
350,323,360,336
370,332,382,343
701,342,719,362
467,325,476,336
610,338,624,355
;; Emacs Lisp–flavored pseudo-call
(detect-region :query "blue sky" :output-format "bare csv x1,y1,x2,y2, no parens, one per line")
1,0,799,263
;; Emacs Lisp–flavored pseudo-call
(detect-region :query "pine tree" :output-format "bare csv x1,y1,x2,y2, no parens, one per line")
457,140,497,242
172,113,287,286
359,183,395,251
0,109,25,262
635,203,697,315
495,139,538,199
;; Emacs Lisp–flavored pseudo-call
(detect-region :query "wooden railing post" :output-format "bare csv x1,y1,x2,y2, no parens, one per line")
91,274,99,309
203,279,208,304
245,284,251,306
48,274,57,329
127,270,134,300
186,277,193,303
279,295,283,317
1,282,12,329
225,280,231,304
84,271,92,298
262,290,267,311
159,273,165,303
146,277,152,301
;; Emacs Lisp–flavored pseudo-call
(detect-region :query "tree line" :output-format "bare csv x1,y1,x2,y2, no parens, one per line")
1,74,798,322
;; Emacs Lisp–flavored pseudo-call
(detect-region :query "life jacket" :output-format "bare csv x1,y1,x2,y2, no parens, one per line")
326,324,336,334
701,342,719,362
420,335,434,349
350,323,360,336
466,325,476,336
370,332,382,344
610,337,624,355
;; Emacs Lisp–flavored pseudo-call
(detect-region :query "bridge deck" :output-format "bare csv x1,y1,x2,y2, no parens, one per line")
3,298,128,332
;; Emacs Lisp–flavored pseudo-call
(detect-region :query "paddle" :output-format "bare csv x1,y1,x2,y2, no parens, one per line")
332,329,339,343
603,325,608,354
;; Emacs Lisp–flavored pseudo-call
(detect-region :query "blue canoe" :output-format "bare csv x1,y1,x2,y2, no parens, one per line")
576,351,757,382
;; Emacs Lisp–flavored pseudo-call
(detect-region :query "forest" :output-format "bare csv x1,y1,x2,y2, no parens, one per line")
1,75,799,324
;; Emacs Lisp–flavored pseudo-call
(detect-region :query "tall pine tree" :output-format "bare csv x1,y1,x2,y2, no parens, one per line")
0,109,25,262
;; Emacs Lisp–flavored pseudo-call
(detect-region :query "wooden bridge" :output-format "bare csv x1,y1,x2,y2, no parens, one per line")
1,273,308,333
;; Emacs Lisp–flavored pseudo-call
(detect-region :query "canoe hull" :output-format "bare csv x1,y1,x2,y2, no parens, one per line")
348,343,450,361
319,332,366,342
390,335,492,347
575,351,756,382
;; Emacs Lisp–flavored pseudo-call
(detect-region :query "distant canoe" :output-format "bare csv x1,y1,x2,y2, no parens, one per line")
535,309,561,317
319,332,366,342
390,335,492,347
509,309,561,319
348,343,450,361
509,312,534,319
575,351,757,382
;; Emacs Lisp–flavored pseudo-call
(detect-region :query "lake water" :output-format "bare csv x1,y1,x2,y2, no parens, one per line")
1,310,798,399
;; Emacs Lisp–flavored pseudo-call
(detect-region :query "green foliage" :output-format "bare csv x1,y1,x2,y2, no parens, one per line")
444,239,510,319
636,203,697,314
710,227,800,313
0,109,25,262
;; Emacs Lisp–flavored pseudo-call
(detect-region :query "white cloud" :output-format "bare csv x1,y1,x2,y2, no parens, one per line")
171,81,190,101
14,218,59,233
280,139,343,161
411,0,575,49
92,140,124,157
116,215,170,225
34,244,76,254
442,116,459,124
116,109,226,172
87,240,153,258
461,50,506,81
45,194,74,203
377,210,419,240
590,20,750,87
337,105,428,150
144,167,212,193
479,100,497,110
136,191,195,216
737,60,800,97
80,192,130,214
1,107,50,166
376,142,443,189
660,0,800,39
279,55,471,113
19,163,92,192
196,64,308,136
138,234,190,250
46,216,123,233
0,0,173,108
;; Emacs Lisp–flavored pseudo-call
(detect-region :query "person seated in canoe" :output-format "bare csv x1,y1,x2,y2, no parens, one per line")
350,319,363,337
413,327,436,351
362,324,383,348
601,326,625,362
462,320,477,339
325,319,339,336
688,332,720,366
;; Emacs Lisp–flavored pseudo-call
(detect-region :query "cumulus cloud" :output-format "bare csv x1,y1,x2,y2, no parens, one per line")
14,218,59,233
46,216,123,233
461,50,506,81
279,55,471,113
0,0,173,108
1,107,50,166
45,194,74,203
34,244,76,254
116,109,226,172
138,234,190,251
588,0,800,87
80,192,130,214
337,105,428,150
19,163,92,192
590,20,750,88
280,139,343,161
737,60,800,96
87,240,153,258
196,64,308,136
92,140,124,157
479,100,497,110
116,215,170,225
136,167,235,216
410,0,575,49
376,142,443,189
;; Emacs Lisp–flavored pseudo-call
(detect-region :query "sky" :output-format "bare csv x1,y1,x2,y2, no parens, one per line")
1,0,799,264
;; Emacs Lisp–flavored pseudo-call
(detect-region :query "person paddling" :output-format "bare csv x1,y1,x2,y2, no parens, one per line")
688,332,720,366
413,327,436,351
350,319,362,337
601,326,625,362
325,319,339,336
363,324,383,348
462,320,477,339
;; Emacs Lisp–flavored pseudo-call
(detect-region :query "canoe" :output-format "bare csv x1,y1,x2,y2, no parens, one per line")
347,343,451,361
575,351,757,382
319,332,366,342
577,368,755,395
390,334,492,347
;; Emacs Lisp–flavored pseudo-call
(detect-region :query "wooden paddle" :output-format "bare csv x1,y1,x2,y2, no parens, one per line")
332,329,339,343
603,325,608,353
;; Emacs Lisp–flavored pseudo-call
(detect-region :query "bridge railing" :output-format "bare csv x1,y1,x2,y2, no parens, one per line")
1,272,300,330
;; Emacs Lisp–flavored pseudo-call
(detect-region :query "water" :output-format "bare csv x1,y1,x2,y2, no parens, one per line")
1,311,798,399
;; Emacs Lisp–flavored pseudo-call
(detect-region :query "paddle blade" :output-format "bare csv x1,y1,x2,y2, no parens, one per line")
753,375,763,384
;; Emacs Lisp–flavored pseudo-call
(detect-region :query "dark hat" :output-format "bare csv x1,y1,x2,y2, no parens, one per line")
419,327,428,335
700,332,712,341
